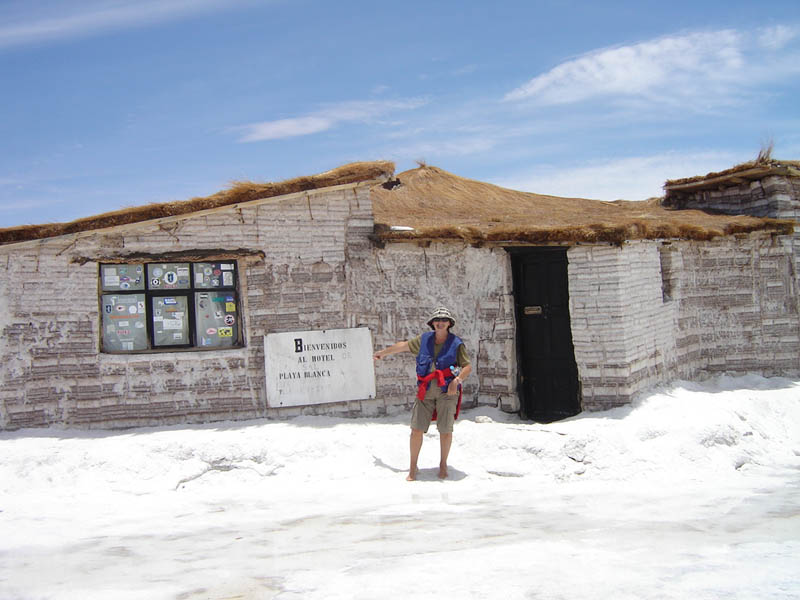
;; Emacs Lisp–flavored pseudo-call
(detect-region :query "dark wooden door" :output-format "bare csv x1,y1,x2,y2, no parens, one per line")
511,248,580,421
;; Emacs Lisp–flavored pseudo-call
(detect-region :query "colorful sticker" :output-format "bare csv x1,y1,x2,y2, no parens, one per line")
151,278,160,287
206,328,217,335
224,314,235,326
163,298,177,305
225,302,236,312
152,267,163,277
218,327,233,338
164,271,178,286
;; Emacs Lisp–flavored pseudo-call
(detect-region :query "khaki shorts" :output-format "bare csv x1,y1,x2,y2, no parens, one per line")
411,384,459,434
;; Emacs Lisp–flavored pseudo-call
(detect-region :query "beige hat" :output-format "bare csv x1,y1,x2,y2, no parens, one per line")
426,306,455,329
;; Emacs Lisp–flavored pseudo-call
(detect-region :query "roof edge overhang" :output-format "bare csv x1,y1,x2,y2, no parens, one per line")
372,220,796,247
0,177,386,251
664,163,800,193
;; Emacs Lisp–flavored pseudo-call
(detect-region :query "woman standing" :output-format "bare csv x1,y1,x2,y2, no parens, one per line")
373,307,472,480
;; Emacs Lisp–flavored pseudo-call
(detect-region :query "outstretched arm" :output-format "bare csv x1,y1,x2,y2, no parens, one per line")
374,340,410,361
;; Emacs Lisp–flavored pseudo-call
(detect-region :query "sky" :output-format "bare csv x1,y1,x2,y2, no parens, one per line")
1,0,799,228
1,373,798,598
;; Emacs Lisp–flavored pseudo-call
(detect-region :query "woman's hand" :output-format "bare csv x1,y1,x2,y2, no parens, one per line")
447,377,461,396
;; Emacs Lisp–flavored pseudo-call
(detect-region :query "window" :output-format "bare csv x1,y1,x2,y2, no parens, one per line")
99,261,242,353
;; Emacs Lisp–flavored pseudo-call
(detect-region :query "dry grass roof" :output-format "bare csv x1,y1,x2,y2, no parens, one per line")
0,161,394,245
2,159,794,248
664,158,800,193
372,165,794,245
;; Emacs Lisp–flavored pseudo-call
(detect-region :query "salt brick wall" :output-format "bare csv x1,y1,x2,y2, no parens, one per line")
669,235,800,375
567,243,677,411
0,184,395,429
359,243,519,413
664,174,800,289
569,236,800,411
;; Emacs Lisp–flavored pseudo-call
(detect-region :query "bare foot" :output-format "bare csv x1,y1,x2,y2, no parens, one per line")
406,467,417,481
438,465,448,479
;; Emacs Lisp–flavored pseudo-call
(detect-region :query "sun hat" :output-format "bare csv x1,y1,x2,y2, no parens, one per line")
426,306,455,329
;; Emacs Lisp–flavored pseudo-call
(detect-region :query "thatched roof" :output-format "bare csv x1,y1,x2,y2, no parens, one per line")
2,159,794,248
664,158,800,194
0,161,394,245
372,165,795,245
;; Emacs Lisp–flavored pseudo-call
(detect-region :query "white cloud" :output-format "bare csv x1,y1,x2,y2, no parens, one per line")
237,117,334,142
235,98,428,142
757,25,799,50
0,0,254,48
493,151,743,201
504,27,800,107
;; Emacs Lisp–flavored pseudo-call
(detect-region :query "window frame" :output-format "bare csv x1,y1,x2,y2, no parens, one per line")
99,260,244,354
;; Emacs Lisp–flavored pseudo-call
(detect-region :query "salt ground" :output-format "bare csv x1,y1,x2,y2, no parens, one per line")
1,374,799,600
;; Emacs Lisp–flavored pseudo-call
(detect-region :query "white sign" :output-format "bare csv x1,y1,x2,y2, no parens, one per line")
264,327,376,408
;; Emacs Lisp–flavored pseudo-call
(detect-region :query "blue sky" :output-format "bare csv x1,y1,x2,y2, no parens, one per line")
1,0,799,228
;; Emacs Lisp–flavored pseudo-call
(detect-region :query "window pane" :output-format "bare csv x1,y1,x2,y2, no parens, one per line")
147,263,191,290
101,294,148,351
195,291,239,347
193,262,236,288
100,264,145,291
152,295,190,346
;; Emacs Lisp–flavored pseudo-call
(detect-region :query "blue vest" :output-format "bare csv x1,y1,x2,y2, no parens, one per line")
416,331,463,393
